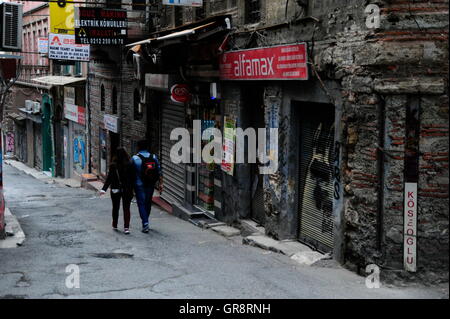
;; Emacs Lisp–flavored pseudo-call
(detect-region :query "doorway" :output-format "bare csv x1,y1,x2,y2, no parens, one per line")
109,132,120,162
242,85,266,225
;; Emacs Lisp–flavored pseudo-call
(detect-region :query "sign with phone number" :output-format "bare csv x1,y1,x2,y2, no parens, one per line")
75,7,127,45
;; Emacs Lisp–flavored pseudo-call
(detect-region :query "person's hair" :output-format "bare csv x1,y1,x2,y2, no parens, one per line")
136,139,149,152
112,147,131,169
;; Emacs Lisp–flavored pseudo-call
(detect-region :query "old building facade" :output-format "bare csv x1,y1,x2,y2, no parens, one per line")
113,0,448,282
4,0,446,282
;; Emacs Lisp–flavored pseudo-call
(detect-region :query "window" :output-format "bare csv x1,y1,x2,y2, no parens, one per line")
133,88,142,120
106,0,121,9
245,0,261,24
101,84,105,111
195,4,206,20
112,86,118,114
74,62,81,76
132,0,146,11
175,6,183,26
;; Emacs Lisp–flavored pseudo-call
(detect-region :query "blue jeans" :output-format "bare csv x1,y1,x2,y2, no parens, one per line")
135,185,155,227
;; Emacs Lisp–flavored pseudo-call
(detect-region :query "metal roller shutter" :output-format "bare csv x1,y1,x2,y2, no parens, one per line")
298,112,335,252
160,98,186,205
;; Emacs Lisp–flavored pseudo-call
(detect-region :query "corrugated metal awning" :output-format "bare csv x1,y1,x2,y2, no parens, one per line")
126,21,217,48
31,76,86,87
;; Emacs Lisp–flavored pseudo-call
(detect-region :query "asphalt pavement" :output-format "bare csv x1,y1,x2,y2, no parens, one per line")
0,164,447,299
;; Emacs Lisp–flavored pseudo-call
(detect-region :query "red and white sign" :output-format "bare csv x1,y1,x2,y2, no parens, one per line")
404,182,418,272
38,37,48,54
48,33,90,61
64,103,86,125
170,84,191,103
219,43,308,81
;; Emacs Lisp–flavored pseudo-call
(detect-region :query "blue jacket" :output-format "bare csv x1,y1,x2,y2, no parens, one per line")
131,151,162,187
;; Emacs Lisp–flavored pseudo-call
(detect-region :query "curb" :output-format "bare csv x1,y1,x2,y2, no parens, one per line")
0,207,25,248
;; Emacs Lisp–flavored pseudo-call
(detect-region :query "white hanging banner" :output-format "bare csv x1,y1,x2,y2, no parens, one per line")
404,182,418,272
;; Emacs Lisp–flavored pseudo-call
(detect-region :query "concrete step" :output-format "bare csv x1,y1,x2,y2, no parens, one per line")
86,181,104,192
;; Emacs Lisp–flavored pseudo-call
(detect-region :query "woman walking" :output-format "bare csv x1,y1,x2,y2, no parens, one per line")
100,147,135,234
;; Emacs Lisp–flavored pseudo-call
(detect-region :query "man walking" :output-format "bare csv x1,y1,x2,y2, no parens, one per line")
132,140,162,233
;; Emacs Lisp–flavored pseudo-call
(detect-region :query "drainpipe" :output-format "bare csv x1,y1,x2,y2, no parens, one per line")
377,96,386,252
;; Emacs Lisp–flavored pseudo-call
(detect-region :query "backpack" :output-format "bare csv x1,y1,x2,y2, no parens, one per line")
138,154,160,186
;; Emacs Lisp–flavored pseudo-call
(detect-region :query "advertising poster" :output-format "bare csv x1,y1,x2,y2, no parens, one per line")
221,117,236,176
50,2,75,35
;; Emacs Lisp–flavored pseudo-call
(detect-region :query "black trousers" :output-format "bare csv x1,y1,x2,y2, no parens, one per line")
111,192,133,229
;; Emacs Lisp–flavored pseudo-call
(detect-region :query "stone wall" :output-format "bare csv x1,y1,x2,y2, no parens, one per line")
217,0,448,280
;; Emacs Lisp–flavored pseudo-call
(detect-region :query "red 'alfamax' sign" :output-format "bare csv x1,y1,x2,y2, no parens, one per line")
219,43,308,81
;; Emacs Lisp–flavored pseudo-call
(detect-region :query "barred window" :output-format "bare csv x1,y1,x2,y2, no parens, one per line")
105,0,121,9
175,6,183,26
112,86,117,114
195,3,206,21
132,0,146,11
134,89,143,120
245,0,261,24
100,84,105,112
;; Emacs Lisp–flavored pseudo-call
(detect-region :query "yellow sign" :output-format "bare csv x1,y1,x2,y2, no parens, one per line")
50,2,75,35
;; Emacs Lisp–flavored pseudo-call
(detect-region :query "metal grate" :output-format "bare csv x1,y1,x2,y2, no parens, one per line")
298,107,335,252
160,99,186,205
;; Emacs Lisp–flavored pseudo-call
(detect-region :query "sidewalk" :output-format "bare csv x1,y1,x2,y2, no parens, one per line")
4,159,81,188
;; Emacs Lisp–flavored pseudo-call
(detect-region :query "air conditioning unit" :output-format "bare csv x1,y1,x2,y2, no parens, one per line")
32,102,41,114
25,100,33,111
0,2,23,51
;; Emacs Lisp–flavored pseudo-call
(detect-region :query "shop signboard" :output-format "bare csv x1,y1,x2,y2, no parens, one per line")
64,103,86,126
170,84,191,103
48,33,90,62
163,0,203,7
75,7,128,45
104,114,120,133
219,43,308,81
221,117,236,176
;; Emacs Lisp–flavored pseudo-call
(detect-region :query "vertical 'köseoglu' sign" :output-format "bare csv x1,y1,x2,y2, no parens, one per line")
404,182,418,272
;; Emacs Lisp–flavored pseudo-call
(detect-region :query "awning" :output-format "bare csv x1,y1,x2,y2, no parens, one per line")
126,16,231,48
31,76,86,87
0,52,22,59
8,112,26,122
126,21,217,48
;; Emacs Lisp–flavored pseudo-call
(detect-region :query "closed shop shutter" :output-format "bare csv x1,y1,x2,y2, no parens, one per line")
298,110,335,252
160,98,186,205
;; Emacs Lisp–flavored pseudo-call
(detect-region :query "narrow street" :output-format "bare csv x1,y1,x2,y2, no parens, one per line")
0,164,446,299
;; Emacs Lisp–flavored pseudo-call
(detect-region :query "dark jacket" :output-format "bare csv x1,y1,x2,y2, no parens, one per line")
102,161,135,196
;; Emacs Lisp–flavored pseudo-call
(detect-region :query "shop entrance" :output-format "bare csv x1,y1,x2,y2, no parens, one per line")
242,86,265,225
109,132,120,161
296,102,335,253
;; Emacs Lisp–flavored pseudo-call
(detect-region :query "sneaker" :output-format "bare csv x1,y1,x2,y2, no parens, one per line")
124,229,130,235
113,226,118,231
142,225,149,233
